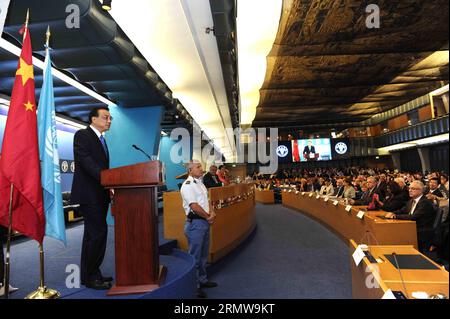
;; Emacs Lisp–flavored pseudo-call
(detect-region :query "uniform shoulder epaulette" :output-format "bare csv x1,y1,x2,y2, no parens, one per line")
185,181,191,185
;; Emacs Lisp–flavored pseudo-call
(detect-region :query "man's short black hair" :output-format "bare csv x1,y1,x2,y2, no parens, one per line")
88,107,110,124
430,177,440,183
218,165,225,170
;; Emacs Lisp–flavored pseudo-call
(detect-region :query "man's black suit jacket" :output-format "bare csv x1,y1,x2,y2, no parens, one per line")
394,196,436,242
203,172,222,188
71,127,110,205
354,187,380,205
303,145,316,155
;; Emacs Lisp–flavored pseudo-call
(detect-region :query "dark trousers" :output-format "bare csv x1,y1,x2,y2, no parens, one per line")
0,226,4,286
80,202,109,283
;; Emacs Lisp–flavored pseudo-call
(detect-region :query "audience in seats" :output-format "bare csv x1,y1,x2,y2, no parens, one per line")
386,181,437,252
373,181,407,212
251,166,448,263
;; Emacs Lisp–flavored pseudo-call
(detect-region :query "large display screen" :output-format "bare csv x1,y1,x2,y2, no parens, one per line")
291,138,332,162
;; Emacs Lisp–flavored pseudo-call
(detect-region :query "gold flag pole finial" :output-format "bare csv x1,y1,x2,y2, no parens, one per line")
45,26,51,48
25,9,29,28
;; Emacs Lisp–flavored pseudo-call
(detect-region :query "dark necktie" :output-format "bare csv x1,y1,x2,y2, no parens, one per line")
100,135,109,158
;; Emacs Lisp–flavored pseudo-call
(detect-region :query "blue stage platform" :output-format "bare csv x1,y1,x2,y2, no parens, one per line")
7,220,196,299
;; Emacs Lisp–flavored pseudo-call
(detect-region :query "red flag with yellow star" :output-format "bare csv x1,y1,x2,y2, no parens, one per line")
0,24,45,244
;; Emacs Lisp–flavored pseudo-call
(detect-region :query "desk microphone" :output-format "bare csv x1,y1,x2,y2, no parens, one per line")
392,252,409,299
132,144,152,160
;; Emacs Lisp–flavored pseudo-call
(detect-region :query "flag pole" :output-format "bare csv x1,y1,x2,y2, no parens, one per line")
25,25,60,300
3,184,14,299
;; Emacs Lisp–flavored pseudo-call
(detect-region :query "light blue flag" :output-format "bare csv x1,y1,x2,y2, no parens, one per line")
37,47,67,245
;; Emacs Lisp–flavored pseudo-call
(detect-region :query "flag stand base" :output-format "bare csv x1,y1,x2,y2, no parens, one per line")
25,286,60,299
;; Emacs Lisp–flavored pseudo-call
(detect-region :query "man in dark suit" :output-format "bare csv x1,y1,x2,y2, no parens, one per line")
333,178,345,197
426,177,446,203
394,177,410,202
303,140,317,161
203,165,222,189
350,176,380,205
386,181,437,252
375,174,388,200
71,107,113,290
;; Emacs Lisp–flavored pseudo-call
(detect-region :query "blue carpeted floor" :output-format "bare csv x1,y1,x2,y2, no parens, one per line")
205,203,352,299
5,203,352,299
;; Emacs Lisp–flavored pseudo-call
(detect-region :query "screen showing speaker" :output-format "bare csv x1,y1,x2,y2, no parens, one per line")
291,138,332,162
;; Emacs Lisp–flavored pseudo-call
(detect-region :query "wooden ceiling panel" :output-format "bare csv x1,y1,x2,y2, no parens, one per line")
253,0,449,128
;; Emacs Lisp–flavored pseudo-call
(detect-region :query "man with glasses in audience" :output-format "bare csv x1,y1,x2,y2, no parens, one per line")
71,107,114,290
386,181,436,252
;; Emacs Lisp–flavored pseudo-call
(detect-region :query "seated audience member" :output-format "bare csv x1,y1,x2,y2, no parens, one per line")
350,176,379,205
339,178,356,199
355,181,368,200
311,177,321,192
217,165,230,186
426,177,447,204
385,181,437,252
394,177,410,202
376,174,388,199
319,179,334,196
333,178,345,197
297,178,308,192
373,181,407,212
203,165,223,188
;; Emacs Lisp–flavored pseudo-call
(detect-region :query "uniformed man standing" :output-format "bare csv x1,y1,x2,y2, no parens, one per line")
181,160,218,298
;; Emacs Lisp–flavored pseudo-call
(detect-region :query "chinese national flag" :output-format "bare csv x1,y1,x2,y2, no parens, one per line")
292,140,300,162
0,25,45,244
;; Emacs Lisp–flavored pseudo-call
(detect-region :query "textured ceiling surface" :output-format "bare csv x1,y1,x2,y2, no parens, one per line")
253,0,449,128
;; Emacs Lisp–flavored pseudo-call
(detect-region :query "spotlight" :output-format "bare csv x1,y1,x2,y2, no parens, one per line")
102,0,112,11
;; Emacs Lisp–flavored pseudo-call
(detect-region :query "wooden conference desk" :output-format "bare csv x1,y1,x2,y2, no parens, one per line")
255,189,275,204
350,240,449,299
282,191,418,249
163,183,256,263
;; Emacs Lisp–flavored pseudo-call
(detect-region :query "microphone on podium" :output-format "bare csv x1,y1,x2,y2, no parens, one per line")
132,144,152,160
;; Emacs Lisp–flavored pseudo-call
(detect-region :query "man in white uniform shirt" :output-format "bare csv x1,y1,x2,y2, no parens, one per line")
180,160,218,298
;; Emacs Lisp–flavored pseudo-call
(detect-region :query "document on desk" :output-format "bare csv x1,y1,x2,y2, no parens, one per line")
352,245,366,266
345,205,352,212
333,200,339,206
382,289,396,299
324,196,329,202
357,210,365,219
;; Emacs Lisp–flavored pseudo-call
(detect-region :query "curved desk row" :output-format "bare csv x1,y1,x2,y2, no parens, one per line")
282,191,418,249
163,183,256,263
255,189,275,204
350,240,449,299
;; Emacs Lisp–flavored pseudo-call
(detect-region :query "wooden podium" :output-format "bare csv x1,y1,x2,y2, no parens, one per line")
101,161,167,296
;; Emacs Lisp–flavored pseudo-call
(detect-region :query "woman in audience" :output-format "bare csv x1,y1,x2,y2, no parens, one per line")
340,178,356,199
373,181,406,212
217,165,230,186
319,178,334,196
